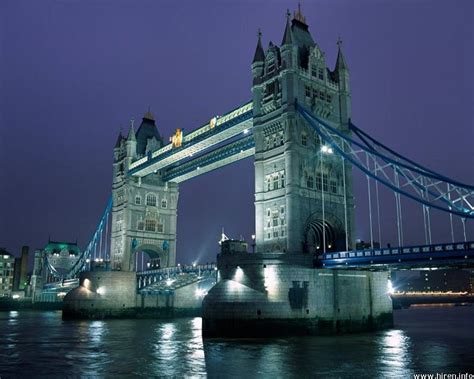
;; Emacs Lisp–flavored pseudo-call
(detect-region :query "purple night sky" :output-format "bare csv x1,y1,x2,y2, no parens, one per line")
1,0,473,265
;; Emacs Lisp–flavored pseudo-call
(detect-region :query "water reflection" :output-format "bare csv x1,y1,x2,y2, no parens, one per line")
1,308,474,377
378,329,413,377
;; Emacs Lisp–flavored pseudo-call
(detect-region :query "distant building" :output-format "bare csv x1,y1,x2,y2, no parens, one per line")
392,269,471,293
13,246,29,291
31,241,81,300
0,249,15,296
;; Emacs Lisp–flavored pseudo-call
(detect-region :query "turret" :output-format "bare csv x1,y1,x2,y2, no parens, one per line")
334,38,351,124
125,120,137,161
252,29,265,80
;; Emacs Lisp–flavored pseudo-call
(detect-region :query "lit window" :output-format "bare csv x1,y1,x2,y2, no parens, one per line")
146,194,157,206
161,199,167,208
135,196,141,205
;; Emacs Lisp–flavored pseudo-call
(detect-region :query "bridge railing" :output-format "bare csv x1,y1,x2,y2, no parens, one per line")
320,241,474,267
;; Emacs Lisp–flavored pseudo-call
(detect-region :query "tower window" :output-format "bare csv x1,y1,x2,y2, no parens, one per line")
135,196,141,205
145,219,156,232
330,180,337,193
157,223,164,233
146,194,157,207
307,176,314,189
281,172,285,188
318,69,324,80
161,199,167,208
273,218,279,227
137,221,144,231
273,175,279,190
311,65,317,77
305,86,311,98
301,134,307,146
267,209,271,217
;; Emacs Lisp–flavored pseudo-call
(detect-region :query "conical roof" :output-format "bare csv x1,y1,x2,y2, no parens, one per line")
252,30,265,63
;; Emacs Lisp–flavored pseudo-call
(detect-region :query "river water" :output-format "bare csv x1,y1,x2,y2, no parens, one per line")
1,306,473,378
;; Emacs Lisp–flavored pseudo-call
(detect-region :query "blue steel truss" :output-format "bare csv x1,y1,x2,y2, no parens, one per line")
128,103,253,177
296,102,474,219
45,197,112,280
163,134,255,182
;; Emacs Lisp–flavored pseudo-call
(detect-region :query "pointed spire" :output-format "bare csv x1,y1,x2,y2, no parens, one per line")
252,28,265,64
293,2,307,25
114,129,123,148
282,9,293,45
335,37,349,71
143,106,155,122
127,118,136,141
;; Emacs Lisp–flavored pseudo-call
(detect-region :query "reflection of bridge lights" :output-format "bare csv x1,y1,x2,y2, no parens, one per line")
166,279,174,286
195,288,207,297
388,279,395,294
96,287,106,295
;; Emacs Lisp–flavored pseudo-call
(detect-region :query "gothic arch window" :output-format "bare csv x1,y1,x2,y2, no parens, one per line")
161,198,167,208
137,220,144,231
307,175,314,189
135,196,141,205
146,193,157,206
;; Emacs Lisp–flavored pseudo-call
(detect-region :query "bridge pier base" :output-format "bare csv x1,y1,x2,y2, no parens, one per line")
63,271,137,319
202,252,393,338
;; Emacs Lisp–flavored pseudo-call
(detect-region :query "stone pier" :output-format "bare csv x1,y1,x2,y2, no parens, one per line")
202,252,393,337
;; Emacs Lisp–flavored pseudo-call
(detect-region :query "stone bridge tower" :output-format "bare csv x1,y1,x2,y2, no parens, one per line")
252,8,355,254
110,111,178,271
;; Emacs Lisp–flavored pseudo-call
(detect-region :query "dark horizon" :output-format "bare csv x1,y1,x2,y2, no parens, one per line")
1,0,473,263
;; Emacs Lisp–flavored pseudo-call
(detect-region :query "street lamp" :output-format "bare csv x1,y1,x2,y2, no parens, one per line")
251,234,256,253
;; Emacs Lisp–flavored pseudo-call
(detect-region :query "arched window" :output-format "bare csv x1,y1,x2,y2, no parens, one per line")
146,194,157,206
137,220,144,231
161,199,167,208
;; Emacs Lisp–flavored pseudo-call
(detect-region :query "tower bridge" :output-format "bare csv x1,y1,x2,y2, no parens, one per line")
38,6,474,334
